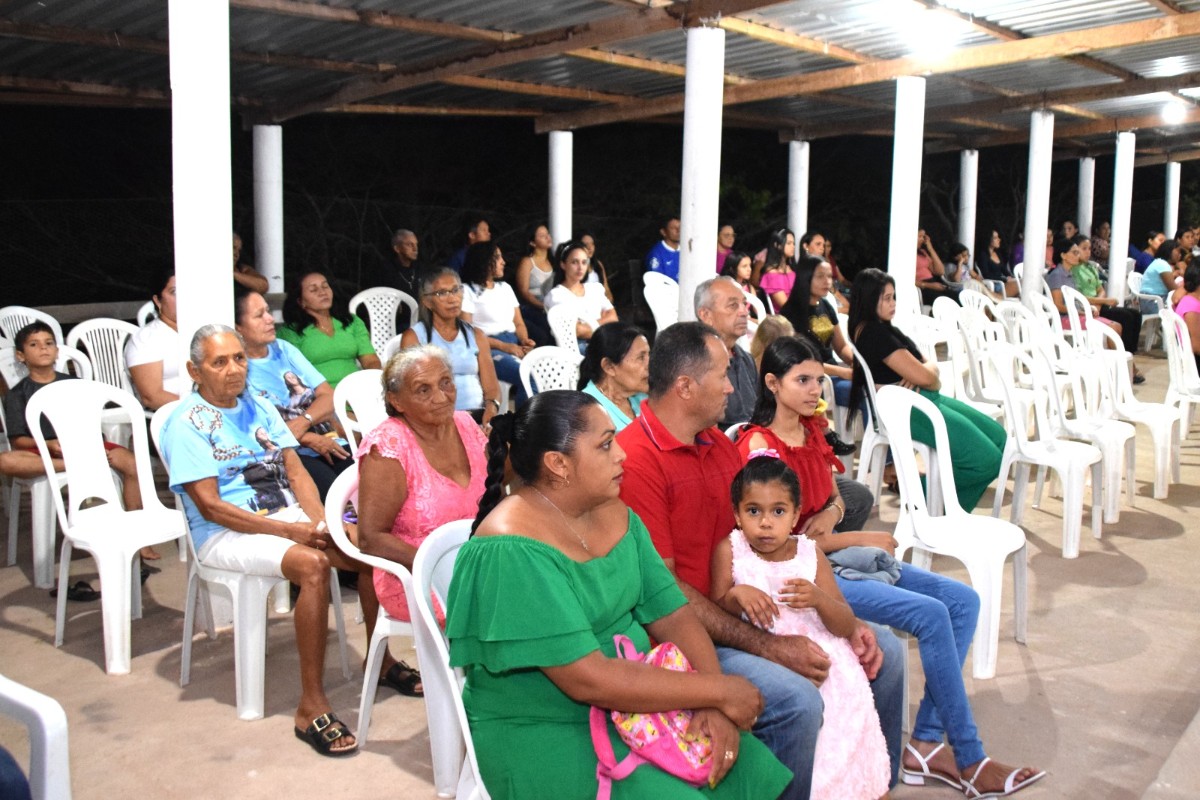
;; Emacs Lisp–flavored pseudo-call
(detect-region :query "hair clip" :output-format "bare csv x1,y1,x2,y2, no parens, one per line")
748,448,781,460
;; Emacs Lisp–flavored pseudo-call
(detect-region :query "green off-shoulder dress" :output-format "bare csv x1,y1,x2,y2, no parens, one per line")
445,509,791,800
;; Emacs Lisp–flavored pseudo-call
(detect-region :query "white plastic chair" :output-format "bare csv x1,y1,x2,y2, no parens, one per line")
323,468,415,746
65,318,140,447
518,346,582,398
642,272,678,291
150,403,351,718
410,519,490,800
135,301,156,327
1127,271,1163,350
331,368,386,455
987,345,1103,559
1089,323,1180,499
0,306,63,344
958,288,997,320
380,333,404,364
874,386,1028,680
546,303,583,353
744,291,767,325
1161,308,1200,440
643,281,679,333
0,673,72,800
27,381,187,674
350,287,418,355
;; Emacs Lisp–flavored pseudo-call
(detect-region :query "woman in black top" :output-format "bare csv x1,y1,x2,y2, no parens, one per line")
780,256,854,407
975,230,1019,297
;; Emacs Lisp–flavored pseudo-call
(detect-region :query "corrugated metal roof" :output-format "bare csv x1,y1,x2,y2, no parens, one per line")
0,0,1199,155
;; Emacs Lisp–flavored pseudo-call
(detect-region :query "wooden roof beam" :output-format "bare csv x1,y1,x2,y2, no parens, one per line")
228,0,517,42
265,0,788,122
537,12,1200,132
925,107,1200,152
324,104,539,117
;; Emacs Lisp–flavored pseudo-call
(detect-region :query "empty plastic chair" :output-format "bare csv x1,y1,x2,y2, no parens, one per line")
349,287,418,355
331,368,387,455
518,346,582,399
0,673,71,800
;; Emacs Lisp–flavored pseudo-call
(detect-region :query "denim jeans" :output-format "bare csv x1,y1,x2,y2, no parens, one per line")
836,564,986,769
0,746,31,800
717,621,904,799
489,331,530,406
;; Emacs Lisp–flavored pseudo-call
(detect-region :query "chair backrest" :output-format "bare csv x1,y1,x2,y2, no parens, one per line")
1127,271,1144,295
958,288,996,319
643,281,680,334
332,368,387,455
1161,308,1200,388
26,380,162,528
380,333,404,365
744,291,767,324
411,520,489,800
0,306,64,344
349,287,418,355
0,672,72,800
958,318,1007,405
1059,285,1094,354
847,342,882,433
1012,262,1024,283
65,318,138,393
323,468,416,596
930,295,961,329
545,303,582,353
1087,323,1135,410
518,346,583,398
642,272,678,291
986,343,1056,450
136,301,156,327
0,344,93,389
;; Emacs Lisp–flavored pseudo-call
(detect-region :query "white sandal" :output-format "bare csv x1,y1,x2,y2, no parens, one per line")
901,741,960,789
960,756,1046,798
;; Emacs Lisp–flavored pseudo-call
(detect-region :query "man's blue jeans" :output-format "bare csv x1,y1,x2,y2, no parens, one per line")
717,621,904,799
837,564,986,769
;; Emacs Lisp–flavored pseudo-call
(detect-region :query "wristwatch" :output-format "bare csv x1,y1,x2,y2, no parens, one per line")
303,412,314,425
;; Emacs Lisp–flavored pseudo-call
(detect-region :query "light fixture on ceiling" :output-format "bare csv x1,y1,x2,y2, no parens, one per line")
1162,98,1189,125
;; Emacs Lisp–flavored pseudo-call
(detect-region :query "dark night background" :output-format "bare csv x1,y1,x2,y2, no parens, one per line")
3,106,1196,311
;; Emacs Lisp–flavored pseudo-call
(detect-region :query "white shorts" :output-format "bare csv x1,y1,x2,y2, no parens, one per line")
196,505,308,577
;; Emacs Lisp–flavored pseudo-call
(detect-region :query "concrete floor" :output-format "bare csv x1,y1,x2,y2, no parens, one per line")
2,353,1199,799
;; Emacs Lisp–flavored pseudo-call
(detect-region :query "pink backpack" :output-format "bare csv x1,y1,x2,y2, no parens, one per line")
589,634,714,800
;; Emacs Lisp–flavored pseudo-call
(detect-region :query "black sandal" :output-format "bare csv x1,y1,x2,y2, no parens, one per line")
294,712,358,757
382,661,424,697
49,581,101,602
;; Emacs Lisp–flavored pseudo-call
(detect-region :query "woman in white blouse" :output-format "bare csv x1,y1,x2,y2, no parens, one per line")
544,240,617,349
126,266,184,410
461,241,536,405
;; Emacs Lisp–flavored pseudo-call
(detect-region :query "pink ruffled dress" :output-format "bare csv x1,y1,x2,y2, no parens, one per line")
356,412,488,620
728,529,889,800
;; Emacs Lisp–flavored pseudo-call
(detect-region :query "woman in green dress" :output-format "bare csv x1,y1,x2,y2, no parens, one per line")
445,390,791,799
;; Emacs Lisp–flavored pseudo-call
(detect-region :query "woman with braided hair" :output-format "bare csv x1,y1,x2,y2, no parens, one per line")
443,390,791,799
355,344,489,697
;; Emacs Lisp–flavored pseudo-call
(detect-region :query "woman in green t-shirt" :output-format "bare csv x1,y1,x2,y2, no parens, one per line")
277,270,381,389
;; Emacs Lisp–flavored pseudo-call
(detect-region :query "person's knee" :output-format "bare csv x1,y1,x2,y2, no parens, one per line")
289,548,332,585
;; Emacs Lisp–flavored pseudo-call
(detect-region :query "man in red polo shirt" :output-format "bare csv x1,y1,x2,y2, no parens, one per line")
618,321,903,800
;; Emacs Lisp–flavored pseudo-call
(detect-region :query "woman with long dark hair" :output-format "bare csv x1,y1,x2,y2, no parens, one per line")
755,228,797,311
461,240,536,406
848,268,1005,512
576,321,649,432
278,269,381,389
444,390,790,799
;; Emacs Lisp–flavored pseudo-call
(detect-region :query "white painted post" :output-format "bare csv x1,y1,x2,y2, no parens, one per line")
168,0,233,352
677,24,725,323
253,125,284,295
548,130,573,247
1021,110,1055,305
886,76,925,317
958,148,978,260
1108,132,1137,302
788,140,810,238
1077,156,1095,238
1165,160,1181,239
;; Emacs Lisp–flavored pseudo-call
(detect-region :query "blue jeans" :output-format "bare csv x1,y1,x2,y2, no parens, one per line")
717,622,904,799
489,331,530,406
0,746,31,800
836,564,986,769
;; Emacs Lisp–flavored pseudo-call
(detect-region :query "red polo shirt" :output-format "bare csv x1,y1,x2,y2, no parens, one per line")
617,402,743,597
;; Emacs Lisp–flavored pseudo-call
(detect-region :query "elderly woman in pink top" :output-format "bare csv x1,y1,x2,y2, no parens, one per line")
356,344,488,697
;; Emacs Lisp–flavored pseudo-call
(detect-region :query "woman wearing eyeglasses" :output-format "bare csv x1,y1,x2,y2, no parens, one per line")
400,268,502,426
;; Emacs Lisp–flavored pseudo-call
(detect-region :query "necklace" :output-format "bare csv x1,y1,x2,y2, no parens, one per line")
529,484,590,553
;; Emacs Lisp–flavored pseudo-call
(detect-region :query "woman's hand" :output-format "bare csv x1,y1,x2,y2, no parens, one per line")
689,709,742,788
727,585,778,630
303,433,351,464
713,674,763,730
864,532,899,555
286,519,329,549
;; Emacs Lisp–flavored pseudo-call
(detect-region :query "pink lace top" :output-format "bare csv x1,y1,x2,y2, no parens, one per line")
356,411,488,620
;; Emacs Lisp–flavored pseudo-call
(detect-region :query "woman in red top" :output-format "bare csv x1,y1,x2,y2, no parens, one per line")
734,336,1045,799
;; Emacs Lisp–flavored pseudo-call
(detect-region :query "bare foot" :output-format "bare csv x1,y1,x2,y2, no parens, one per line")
961,757,1045,797
139,547,162,561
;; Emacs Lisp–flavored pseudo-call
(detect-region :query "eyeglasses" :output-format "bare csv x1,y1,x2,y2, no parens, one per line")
426,286,463,299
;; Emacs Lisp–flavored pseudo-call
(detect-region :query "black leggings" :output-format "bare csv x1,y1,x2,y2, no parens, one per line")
299,452,355,503
1096,304,1143,354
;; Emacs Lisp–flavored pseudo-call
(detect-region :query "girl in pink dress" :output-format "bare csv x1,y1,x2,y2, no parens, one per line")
710,456,889,800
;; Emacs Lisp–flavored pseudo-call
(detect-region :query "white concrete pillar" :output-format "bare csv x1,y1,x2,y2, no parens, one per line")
677,25,725,323
168,0,233,358
548,130,573,247
788,140,810,238
1164,160,1181,239
958,149,978,260
886,76,925,317
253,125,284,294
1020,110,1055,305
1077,156,1095,239
1108,132,1137,302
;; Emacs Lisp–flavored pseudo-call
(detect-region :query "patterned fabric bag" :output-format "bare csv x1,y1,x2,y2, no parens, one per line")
588,634,714,799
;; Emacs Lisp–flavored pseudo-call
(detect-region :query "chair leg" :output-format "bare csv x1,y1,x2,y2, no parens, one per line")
1089,461,1103,543
96,551,135,675
415,614,467,796
5,481,18,567
357,613,391,747
966,558,1005,680
31,481,57,590
233,578,280,721
1123,437,1135,512
53,541,72,648
1009,462,1030,527
180,567,199,687
1012,545,1028,645
1058,468,1084,560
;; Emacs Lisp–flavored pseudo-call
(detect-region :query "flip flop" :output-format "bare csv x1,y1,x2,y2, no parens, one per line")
901,741,959,789
49,581,101,602
382,661,424,697
294,712,357,757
